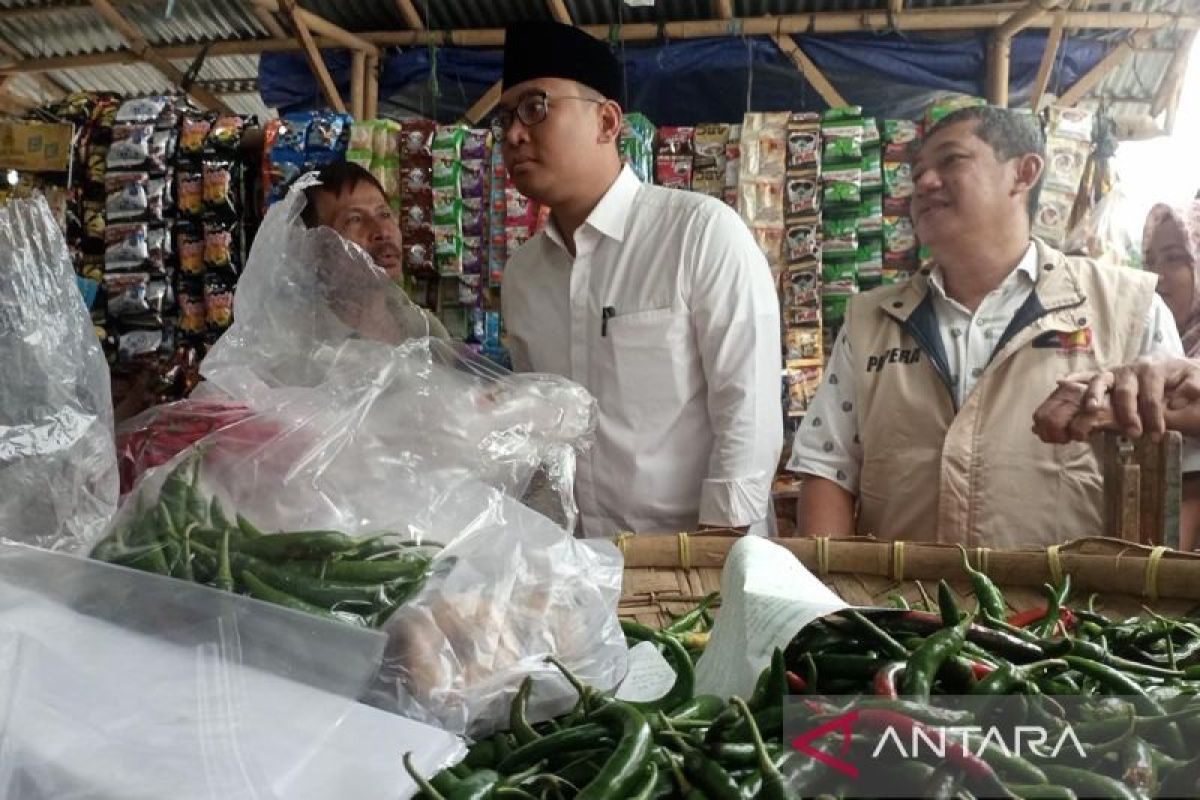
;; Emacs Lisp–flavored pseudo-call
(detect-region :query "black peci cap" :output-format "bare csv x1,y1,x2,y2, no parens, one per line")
502,21,623,103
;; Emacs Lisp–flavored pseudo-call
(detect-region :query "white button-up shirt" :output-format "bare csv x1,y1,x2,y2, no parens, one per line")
503,166,783,538
789,243,1196,491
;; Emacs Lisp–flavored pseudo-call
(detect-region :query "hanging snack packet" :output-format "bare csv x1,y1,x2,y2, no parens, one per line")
178,114,213,158
656,156,693,190
401,120,436,162
786,116,821,171
203,270,236,333
883,215,918,260
107,124,156,170
177,222,205,276
822,106,865,123
432,160,461,190
882,119,920,161
861,148,882,191
115,96,167,124
785,261,821,307
176,167,204,217
821,121,864,164
822,215,859,255
306,111,351,153
858,192,884,236
786,327,823,362
462,128,489,161
857,238,884,280
105,172,150,222
785,172,819,216
202,160,237,218
206,115,246,155
105,223,150,271
784,215,820,264
822,167,862,207
349,119,376,152
202,221,236,271
432,125,467,161
177,279,207,337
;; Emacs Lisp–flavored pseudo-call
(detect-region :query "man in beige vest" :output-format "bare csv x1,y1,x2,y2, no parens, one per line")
789,106,1188,548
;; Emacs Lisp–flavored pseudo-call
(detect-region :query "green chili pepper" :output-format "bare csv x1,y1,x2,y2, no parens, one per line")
839,609,909,659
510,677,540,746
1004,785,1079,799
158,458,193,533
664,592,719,635
236,530,357,561
669,694,724,722
620,621,697,713
499,723,609,773
938,579,962,626
1040,765,1139,800
240,570,367,626
748,649,787,712
576,702,654,800
235,513,264,540
731,696,795,800
971,660,1067,696
1061,638,1184,680
289,554,432,583
402,752,447,800
446,770,501,800
681,749,741,799
901,615,972,701
957,544,1006,621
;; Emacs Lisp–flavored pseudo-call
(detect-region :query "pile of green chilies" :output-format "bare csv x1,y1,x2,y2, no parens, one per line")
90,452,435,628
409,550,1200,799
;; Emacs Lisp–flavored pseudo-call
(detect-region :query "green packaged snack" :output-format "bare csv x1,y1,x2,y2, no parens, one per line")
861,118,881,148
822,254,858,285
882,119,920,145
433,197,462,227
859,192,884,236
883,161,914,199
822,215,859,254
822,292,853,324
857,238,884,279
822,106,865,123
924,96,986,130
883,215,918,256
432,160,461,189
432,124,467,158
822,167,862,207
821,122,864,164
861,149,882,190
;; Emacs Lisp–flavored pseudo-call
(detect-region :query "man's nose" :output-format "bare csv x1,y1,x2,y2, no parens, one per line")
914,169,940,194
504,118,530,150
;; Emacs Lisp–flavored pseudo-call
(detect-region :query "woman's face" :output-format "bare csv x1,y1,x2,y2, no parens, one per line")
1145,217,1195,329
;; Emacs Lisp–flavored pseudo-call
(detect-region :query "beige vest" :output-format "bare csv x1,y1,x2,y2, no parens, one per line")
845,240,1156,548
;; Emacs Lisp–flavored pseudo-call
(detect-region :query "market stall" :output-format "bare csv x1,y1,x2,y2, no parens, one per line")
1,1,1199,798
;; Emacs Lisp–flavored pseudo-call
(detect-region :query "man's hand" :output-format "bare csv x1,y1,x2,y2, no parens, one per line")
1032,357,1200,444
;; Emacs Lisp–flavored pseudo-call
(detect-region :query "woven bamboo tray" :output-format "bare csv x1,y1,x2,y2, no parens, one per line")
615,533,1200,628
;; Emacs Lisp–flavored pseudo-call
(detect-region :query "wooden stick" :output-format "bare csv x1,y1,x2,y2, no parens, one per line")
255,0,379,55
888,0,904,16
393,0,424,30
714,0,734,18
461,79,503,125
1152,30,1196,117
251,5,288,40
1058,30,1154,106
989,0,1065,107
772,34,848,108
350,49,365,120
365,53,379,120
1030,8,1066,109
278,0,345,113
88,0,232,112
547,0,572,24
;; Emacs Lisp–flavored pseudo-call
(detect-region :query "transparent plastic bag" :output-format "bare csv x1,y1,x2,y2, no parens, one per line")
1064,185,1141,270
198,173,593,531
0,543,465,800
0,195,117,552
377,487,627,737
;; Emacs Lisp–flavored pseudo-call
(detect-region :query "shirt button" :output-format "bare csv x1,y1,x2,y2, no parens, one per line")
950,328,962,338
984,329,995,340
971,367,983,378
975,318,985,328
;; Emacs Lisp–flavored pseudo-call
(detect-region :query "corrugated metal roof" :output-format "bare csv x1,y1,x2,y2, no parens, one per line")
0,0,1189,120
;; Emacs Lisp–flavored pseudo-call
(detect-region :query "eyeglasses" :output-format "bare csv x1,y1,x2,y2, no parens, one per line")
490,90,605,133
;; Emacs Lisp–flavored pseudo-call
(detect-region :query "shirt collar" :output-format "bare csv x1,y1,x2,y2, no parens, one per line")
927,241,1039,301
544,165,640,250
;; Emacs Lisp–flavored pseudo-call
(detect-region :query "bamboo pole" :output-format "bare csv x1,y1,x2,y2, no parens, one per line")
365,53,379,120
350,49,365,120
714,0,734,18
988,0,1065,107
889,0,904,16
88,0,232,112
1058,30,1155,106
393,0,424,29
547,0,572,24
461,79,503,125
278,0,345,113
0,7,1195,75
1151,30,1196,117
255,0,378,55
1030,8,1066,109
0,39,66,98
251,5,288,39
773,34,848,108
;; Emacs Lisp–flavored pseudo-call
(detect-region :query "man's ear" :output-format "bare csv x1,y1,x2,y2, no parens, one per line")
597,101,623,146
1013,152,1045,199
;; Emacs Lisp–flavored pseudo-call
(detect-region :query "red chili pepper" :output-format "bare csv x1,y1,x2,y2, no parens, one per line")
969,660,994,680
872,661,905,699
786,670,807,694
1006,606,1077,631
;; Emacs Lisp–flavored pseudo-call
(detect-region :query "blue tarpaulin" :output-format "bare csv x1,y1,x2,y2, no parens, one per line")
259,32,1110,123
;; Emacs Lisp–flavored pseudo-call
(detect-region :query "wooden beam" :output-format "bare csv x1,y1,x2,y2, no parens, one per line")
1164,76,1184,134
461,80,503,125
277,0,345,113
547,0,572,24
1059,29,1155,106
772,34,847,108
1030,8,1066,109
393,0,424,30
255,0,378,55
251,5,288,40
1152,30,1196,117
988,0,1065,107
0,38,67,99
88,0,232,112
714,0,734,19
888,0,904,15
365,53,379,119
350,48,365,119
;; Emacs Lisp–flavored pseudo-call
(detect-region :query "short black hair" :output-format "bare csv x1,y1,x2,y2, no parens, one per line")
296,161,388,228
926,106,1046,223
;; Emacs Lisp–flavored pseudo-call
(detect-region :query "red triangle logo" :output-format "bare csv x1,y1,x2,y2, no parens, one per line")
790,710,860,778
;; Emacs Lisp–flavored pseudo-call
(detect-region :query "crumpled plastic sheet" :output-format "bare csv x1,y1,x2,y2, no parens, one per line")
0,194,116,552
